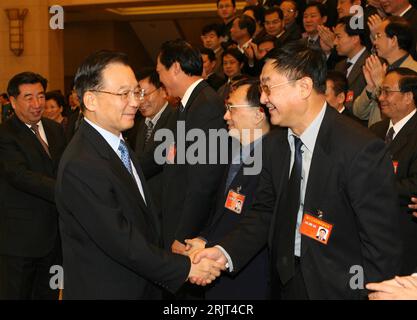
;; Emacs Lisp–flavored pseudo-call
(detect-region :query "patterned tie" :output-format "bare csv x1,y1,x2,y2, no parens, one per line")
225,152,242,192
144,121,154,146
276,135,303,284
118,139,134,176
30,124,51,158
385,127,395,144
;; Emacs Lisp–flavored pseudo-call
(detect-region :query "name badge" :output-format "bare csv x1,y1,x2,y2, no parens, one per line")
299,212,333,245
345,90,354,103
225,189,245,214
166,143,176,164
392,160,398,174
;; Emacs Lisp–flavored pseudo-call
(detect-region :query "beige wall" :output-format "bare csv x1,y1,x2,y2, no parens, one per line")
0,0,64,93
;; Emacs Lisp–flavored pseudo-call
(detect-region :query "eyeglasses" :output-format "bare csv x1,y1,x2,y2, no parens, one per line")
225,103,255,112
371,32,385,41
377,87,403,97
90,88,142,101
259,80,297,96
139,88,159,100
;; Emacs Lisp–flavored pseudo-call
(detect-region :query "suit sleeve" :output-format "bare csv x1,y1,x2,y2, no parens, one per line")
56,159,190,293
347,138,402,283
0,129,55,203
395,156,417,207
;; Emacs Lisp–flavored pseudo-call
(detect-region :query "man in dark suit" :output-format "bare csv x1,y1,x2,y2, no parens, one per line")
200,48,226,91
55,50,223,299
185,78,271,299
370,68,417,275
0,72,66,299
153,40,227,255
64,86,83,142
126,68,174,211
193,42,402,299
334,16,370,111
280,0,303,43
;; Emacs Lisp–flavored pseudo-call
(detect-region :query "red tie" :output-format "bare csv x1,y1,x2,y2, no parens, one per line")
30,124,51,158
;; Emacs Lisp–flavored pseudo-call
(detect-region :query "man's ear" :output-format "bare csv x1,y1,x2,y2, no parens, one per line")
9,96,17,110
83,91,97,112
298,77,314,99
172,62,182,76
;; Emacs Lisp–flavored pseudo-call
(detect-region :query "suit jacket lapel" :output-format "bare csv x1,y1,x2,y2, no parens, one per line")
301,107,335,256
389,112,417,156
348,50,369,84
42,119,61,166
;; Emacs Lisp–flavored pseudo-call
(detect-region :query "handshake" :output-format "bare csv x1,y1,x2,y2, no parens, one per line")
171,238,228,286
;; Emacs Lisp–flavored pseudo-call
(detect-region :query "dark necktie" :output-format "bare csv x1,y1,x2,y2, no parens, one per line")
276,136,303,284
225,152,242,192
307,38,316,47
345,62,353,76
30,124,51,158
385,127,395,144
118,139,134,176
178,102,186,121
144,121,154,146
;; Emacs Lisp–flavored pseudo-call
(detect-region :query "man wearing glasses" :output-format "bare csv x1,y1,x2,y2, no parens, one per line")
193,41,402,299
55,50,224,299
370,68,417,276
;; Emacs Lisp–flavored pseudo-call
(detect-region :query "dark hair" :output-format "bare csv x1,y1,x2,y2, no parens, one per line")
231,77,269,117
46,91,66,109
326,70,348,96
243,5,265,24
304,1,327,18
281,0,298,11
201,23,223,37
255,34,277,46
385,16,413,52
0,93,9,100
387,67,417,106
200,47,216,62
136,67,162,89
7,72,47,98
336,15,367,47
237,15,257,37
268,41,327,94
222,47,247,65
158,39,203,77
319,228,327,234
264,7,284,21
217,0,236,8
74,50,130,112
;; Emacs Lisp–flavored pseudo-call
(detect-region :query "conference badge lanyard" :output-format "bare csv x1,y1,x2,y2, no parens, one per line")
225,186,245,214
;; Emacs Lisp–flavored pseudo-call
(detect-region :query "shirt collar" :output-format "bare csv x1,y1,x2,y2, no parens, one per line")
347,47,366,65
288,101,327,153
145,102,168,127
389,109,417,138
84,117,123,155
399,4,413,17
181,79,204,109
237,38,252,54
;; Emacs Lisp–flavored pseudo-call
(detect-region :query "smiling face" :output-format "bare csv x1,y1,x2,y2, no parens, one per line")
86,63,139,136
303,6,327,35
222,54,242,78
260,60,303,127
10,83,45,125
138,77,167,119
44,98,63,122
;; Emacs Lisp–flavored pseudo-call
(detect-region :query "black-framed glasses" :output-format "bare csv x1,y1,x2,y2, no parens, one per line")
90,88,142,101
376,87,403,97
259,80,297,96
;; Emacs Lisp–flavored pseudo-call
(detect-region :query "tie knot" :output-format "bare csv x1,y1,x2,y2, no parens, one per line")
30,124,39,133
385,127,395,144
293,136,303,152
118,139,129,154
179,102,185,112
146,121,154,129
346,62,353,69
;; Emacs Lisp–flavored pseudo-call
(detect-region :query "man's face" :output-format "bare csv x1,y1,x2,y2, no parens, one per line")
230,18,246,42
337,0,354,18
156,56,178,97
44,98,63,122
372,20,392,58
325,79,344,109
264,12,284,37
217,0,236,21
258,41,275,60
201,54,216,78
260,60,302,127
303,6,326,35
381,0,408,15
224,84,259,141
89,63,139,136
334,23,357,57
10,83,45,125
378,72,412,121
138,78,166,119
201,31,221,50
280,1,298,26
223,54,242,78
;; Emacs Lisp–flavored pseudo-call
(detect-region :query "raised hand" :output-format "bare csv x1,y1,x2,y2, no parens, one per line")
189,247,228,285
368,14,384,36
364,55,387,91
367,276,417,300
317,25,335,51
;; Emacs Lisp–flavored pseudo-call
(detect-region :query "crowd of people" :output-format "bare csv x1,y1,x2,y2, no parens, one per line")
1,0,417,300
